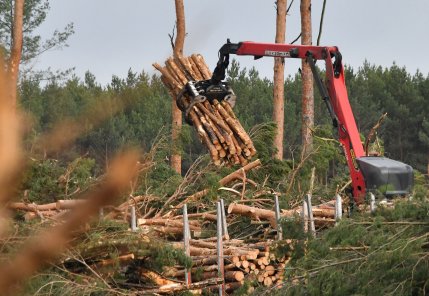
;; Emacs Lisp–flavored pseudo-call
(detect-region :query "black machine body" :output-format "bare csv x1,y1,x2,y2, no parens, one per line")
176,79,236,125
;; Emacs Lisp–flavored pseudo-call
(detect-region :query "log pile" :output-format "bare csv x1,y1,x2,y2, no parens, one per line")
7,198,337,293
153,54,256,166
168,238,290,289
7,160,342,293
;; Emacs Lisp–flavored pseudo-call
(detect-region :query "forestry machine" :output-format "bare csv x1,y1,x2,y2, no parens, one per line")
177,40,413,204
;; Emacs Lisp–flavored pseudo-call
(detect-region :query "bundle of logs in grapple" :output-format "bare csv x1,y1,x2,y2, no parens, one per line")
153,54,256,166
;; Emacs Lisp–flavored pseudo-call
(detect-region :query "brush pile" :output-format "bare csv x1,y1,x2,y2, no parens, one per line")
153,54,256,166
8,190,339,293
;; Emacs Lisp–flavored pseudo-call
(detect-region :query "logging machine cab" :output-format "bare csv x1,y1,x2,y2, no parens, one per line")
177,40,413,204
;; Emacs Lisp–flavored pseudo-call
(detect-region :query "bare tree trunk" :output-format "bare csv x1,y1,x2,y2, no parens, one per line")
272,0,287,160
171,0,186,174
8,0,24,108
173,0,186,57
300,0,314,154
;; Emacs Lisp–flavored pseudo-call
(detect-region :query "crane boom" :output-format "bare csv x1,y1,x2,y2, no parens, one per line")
179,40,413,203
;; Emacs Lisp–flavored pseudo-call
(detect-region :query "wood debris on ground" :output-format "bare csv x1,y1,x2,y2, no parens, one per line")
7,158,339,294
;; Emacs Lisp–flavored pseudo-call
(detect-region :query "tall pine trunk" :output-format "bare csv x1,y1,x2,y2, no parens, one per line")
272,0,287,160
8,0,24,108
171,0,186,174
300,0,314,154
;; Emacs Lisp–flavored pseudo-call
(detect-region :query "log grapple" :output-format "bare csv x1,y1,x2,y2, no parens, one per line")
176,79,236,125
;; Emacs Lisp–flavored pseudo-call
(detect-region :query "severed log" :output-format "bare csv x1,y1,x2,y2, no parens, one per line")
199,270,244,282
23,210,60,221
176,55,198,81
191,54,212,79
92,253,135,269
164,263,236,278
225,281,244,292
173,212,217,222
143,278,223,294
191,255,233,266
189,238,257,249
172,242,259,258
190,109,219,161
137,218,200,231
281,206,335,219
220,200,337,227
263,265,275,277
214,99,252,145
263,277,273,287
193,106,220,146
8,202,57,212
228,203,276,227
195,103,231,134
9,199,87,212
151,226,186,236
153,63,182,93
165,58,187,85
55,199,87,209
187,56,205,81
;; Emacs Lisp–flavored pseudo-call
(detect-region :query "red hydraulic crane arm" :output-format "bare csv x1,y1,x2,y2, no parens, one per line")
214,41,366,201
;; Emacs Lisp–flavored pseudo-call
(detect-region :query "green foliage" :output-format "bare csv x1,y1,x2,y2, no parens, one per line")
18,59,429,179
0,0,74,66
232,281,255,296
142,160,182,197
21,159,64,203
248,122,291,187
146,243,192,272
273,200,429,296
20,156,96,204
412,171,429,200
275,217,309,263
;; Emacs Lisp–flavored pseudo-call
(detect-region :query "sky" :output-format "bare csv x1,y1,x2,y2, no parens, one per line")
32,0,429,85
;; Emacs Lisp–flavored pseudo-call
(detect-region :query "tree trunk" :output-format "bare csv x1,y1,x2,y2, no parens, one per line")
171,0,186,174
8,0,24,108
301,0,314,154
173,0,186,57
272,0,287,160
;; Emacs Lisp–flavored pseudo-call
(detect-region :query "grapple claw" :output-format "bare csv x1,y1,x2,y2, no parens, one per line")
176,80,236,126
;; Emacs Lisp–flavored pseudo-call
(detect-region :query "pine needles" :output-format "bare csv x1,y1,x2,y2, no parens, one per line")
274,200,429,296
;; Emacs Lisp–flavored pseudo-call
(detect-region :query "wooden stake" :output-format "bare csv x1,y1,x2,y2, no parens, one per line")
335,194,342,224
274,194,283,240
370,192,376,213
306,194,316,237
183,204,192,286
130,206,137,232
220,199,229,240
302,198,308,233
216,202,225,295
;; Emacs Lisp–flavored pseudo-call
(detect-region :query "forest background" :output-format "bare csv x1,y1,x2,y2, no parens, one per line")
17,59,429,203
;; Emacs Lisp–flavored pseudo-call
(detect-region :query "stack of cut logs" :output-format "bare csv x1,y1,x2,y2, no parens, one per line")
153,54,256,166
8,170,340,294
169,239,290,289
